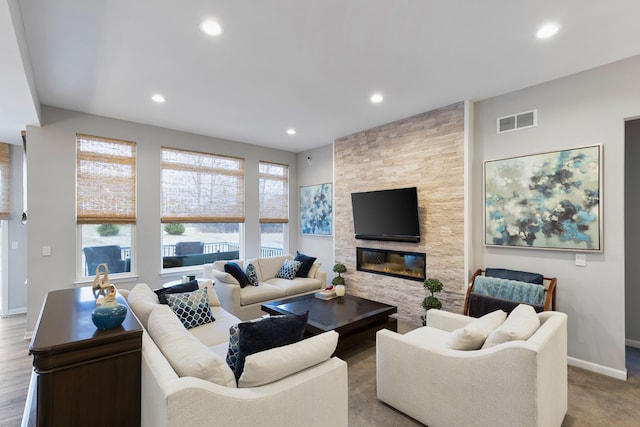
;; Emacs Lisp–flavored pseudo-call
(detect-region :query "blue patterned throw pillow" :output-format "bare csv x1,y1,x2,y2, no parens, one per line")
245,263,259,286
276,259,303,280
166,287,215,329
226,324,240,371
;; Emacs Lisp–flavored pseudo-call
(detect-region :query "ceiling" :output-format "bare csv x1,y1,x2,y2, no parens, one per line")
3,1,640,152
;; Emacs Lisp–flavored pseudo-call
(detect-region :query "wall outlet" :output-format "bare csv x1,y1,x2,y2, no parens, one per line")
42,245,52,256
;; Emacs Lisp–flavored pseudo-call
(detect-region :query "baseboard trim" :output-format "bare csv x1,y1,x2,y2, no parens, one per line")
568,356,627,380
0,307,27,318
625,338,640,348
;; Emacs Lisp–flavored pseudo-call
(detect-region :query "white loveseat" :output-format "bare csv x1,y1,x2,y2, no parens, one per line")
205,254,326,320
376,308,568,427
125,282,348,427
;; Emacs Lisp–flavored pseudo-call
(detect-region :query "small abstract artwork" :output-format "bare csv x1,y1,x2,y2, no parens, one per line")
300,183,332,235
484,145,602,252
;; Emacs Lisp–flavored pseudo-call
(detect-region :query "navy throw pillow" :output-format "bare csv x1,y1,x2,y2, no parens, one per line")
294,251,317,277
154,279,199,304
225,262,248,288
234,312,309,382
485,268,544,285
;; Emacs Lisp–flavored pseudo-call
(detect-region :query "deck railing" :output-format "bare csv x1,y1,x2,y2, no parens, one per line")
83,242,284,276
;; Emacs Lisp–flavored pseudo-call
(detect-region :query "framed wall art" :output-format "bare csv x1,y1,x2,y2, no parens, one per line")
484,144,603,252
300,183,333,235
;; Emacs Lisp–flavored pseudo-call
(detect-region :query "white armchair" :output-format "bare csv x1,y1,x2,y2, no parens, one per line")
376,309,567,427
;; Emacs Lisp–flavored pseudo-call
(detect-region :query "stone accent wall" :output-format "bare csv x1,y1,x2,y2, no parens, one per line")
334,102,466,326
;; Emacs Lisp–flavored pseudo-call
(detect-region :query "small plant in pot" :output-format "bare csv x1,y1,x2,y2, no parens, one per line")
420,277,444,326
331,263,347,296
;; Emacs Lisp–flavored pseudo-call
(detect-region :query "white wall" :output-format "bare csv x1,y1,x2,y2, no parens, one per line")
8,144,27,313
296,144,334,286
25,106,298,332
473,54,640,377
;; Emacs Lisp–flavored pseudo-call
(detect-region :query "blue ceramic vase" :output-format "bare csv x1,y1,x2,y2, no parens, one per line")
91,301,127,330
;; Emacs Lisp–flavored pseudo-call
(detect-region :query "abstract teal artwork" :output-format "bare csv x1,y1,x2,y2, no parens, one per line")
300,183,332,235
484,145,602,251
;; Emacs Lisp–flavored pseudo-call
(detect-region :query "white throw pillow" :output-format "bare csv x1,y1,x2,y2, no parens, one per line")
483,304,540,348
147,305,237,387
213,269,240,286
198,279,220,306
238,331,338,388
307,262,321,278
445,309,507,350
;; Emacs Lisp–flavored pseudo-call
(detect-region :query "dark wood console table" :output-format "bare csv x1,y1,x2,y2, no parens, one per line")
24,286,142,427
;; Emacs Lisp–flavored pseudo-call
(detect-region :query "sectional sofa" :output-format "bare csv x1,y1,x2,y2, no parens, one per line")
124,280,348,427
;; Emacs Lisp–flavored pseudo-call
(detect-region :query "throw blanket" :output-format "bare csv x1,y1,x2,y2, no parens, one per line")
472,275,545,306
467,293,543,318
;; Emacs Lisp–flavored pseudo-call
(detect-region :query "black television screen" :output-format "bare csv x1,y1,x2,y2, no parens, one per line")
351,187,421,243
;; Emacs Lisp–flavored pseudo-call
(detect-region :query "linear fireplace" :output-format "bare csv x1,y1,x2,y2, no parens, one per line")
356,247,426,282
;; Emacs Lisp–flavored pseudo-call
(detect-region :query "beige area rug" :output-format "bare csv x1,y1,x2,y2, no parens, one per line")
343,340,640,427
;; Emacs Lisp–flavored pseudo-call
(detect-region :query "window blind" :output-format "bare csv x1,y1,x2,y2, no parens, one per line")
76,134,136,224
161,147,245,223
0,143,9,220
259,161,288,223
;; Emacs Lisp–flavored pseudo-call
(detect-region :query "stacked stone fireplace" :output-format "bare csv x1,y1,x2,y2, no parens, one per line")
334,102,466,325
357,247,426,282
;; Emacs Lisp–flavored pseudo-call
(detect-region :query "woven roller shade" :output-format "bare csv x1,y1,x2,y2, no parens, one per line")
259,161,288,223
161,147,245,223
76,134,136,224
0,143,9,220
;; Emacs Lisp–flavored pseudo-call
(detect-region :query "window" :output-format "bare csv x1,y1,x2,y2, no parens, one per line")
77,134,136,278
259,161,288,256
161,147,244,269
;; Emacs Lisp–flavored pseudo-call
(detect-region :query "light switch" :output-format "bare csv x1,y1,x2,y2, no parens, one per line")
575,254,586,267
42,245,52,256
11,241,18,249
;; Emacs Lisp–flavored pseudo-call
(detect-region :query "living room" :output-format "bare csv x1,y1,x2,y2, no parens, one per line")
2,1,640,426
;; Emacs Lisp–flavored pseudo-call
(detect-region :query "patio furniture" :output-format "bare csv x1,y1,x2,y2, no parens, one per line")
83,245,130,274
174,241,204,256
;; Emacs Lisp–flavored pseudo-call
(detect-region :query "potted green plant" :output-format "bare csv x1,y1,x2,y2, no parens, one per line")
420,277,444,326
332,263,347,296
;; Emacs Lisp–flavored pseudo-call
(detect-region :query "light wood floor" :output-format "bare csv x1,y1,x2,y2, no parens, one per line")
0,314,32,427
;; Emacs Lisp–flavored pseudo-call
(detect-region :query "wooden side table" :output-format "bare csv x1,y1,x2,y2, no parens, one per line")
25,286,142,427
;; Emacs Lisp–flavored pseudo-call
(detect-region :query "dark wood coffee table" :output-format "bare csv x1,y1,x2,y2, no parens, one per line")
261,293,397,353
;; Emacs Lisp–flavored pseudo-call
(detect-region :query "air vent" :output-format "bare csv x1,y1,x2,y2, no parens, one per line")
497,110,537,134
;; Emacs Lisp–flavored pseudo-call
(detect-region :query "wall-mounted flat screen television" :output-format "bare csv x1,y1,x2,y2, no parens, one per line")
351,187,421,243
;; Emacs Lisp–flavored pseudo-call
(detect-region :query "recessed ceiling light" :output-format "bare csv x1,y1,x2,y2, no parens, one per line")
151,94,165,103
370,93,384,103
536,23,559,39
286,129,296,135
201,19,223,36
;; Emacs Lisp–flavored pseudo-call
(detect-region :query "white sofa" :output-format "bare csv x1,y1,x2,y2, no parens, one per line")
124,282,348,427
376,308,568,427
205,254,326,320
